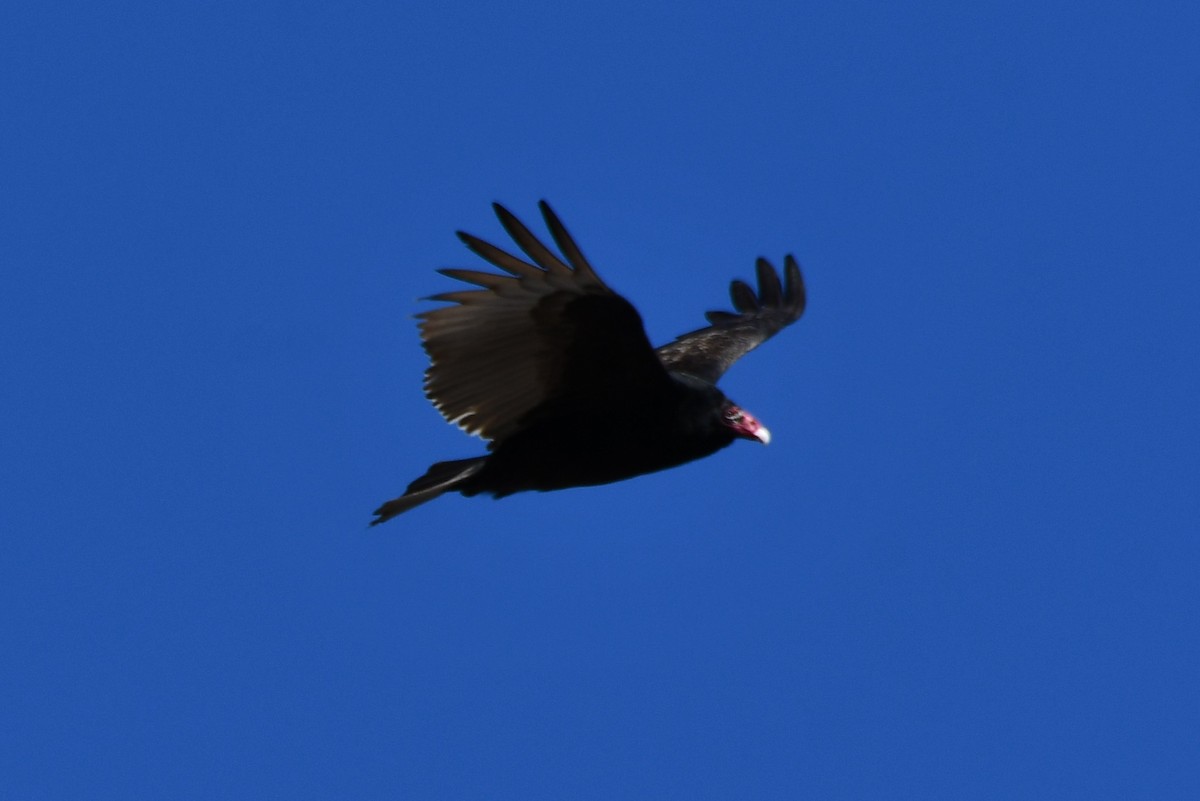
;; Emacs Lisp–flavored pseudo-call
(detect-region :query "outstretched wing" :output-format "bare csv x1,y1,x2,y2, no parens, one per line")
418,201,672,442
655,256,806,384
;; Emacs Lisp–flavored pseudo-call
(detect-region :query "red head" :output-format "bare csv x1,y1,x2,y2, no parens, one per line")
721,403,771,445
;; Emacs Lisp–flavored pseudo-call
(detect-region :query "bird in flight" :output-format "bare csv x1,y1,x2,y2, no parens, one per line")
371,201,806,524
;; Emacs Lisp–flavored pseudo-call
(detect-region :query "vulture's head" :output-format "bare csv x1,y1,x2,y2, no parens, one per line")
720,402,771,445
671,372,772,448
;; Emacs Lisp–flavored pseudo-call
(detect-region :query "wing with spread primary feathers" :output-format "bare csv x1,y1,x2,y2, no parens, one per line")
418,201,672,442
654,255,806,384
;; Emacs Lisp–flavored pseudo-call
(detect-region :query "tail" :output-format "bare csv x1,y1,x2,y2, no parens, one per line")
370,457,486,526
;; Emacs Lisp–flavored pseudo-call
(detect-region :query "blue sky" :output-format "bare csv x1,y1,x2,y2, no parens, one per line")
3,1,1198,798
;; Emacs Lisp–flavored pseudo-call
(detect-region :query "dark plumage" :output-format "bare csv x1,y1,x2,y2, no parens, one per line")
371,201,806,524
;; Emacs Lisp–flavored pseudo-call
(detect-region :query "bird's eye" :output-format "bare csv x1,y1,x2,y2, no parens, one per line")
724,409,743,423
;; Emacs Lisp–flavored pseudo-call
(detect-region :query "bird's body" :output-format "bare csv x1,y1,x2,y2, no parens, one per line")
467,373,739,495
371,202,805,524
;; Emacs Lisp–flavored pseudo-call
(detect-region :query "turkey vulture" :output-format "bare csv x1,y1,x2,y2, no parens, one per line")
371,201,806,524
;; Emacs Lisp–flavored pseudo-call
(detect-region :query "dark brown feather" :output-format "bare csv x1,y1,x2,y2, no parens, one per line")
419,202,669,442
655,256,806,383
